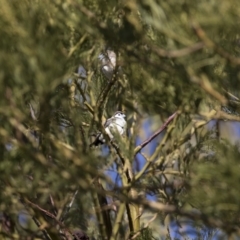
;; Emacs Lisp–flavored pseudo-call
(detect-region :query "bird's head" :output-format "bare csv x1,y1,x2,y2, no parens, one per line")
113,111,126,119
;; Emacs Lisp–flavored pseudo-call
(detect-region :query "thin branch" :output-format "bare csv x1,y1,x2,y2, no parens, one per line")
23,197,73,240
111,141,133,184
29,102,38,121
134,152,151,181
74,79,88,103
134,111,178,155
24,198,65,227
110,142,137,235
31,217,52,240
191,20,240,65
110,203,126,240
130,213,158,240
223,89,240,101
60,190,79,223
140,199,176,212
79,124,87,152
84,102,94,115
96,64,120,122
213,110,240,121
74,78,94,115
49,194,58,216
111,140,141,235
126,203,135,236
151,42,204,58
134,115,179,185
92,179,112,240
68,33,88,58
187,69,227,105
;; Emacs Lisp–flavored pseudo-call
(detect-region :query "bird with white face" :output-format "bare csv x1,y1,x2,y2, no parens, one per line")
90,111,127,147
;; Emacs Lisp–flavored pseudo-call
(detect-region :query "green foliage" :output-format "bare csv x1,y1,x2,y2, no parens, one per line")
0,0,240,239
136,228,153,240
186,141,240,228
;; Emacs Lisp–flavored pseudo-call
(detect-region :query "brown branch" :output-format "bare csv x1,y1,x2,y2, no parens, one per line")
31,217,52,240
213,110,240,121
151,42,204,58
192,21,240,65
23,198,71,232
24,198,56,219
187,70,227,105
134,111,178,155
49,194,58,216
74,79,88,103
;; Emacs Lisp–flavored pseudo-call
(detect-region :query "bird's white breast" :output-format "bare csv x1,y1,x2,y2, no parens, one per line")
107,117,126,138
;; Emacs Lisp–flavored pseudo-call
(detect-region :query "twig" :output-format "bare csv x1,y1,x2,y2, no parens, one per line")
110,203,126,240
20,198,53,240
130,213,158,240
9,117,40,149
68,34,88,58
223,89,240,101
134,115,179,186
111,141,133,185
31,217,52,240
79,124,87,152
191,20,240,65
110,140,140,235
24,198,63,225
213,110,240,121
134,111,178,155
60,190,79,223
187,69,227,105
23,197,73,239
92,179,112,240
151,42,204,58
84,102,94,115
29,102,38,121
134,152,151,181
137,195,237,232
96,64,119,122
74,79,88,103
49,194,58,216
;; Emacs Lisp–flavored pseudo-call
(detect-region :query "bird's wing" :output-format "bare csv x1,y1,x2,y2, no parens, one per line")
89,132,105,147
104,117,113,127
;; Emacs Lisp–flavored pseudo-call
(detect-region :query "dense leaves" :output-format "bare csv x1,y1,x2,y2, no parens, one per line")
0,0,240,239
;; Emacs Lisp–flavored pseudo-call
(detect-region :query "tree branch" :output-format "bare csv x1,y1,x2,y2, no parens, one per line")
191,20,240,65
134,111,178,155
151,42,204,58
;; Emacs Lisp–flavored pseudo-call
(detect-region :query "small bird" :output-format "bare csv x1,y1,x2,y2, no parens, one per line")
99,49,116,80
90,111,127,147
